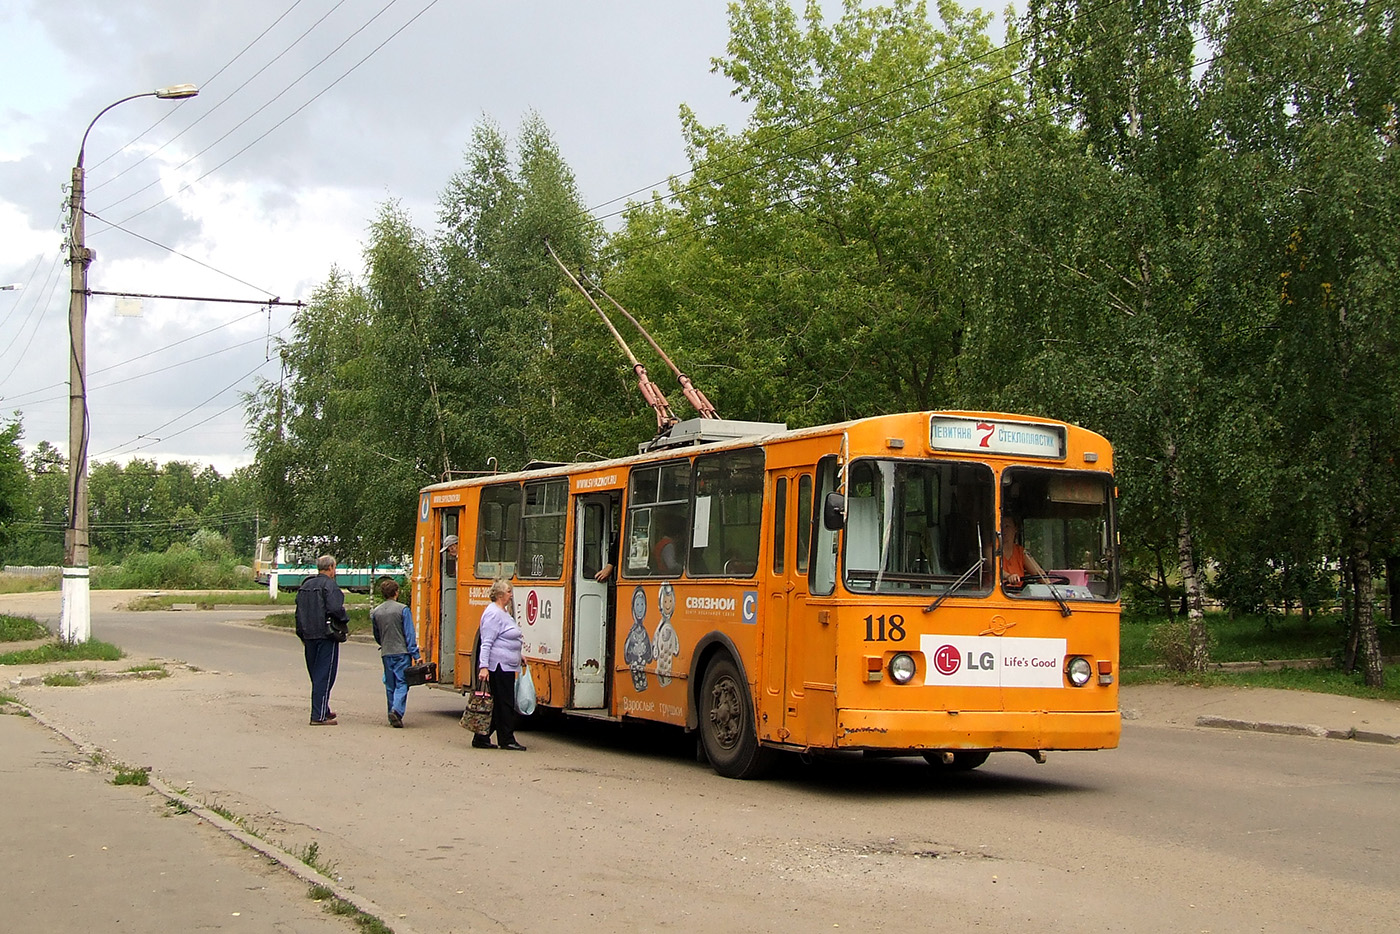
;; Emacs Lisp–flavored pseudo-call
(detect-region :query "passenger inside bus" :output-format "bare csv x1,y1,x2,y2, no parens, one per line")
654,514,685,576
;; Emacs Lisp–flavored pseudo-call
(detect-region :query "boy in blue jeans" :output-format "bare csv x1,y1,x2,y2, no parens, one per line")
370,579,421,727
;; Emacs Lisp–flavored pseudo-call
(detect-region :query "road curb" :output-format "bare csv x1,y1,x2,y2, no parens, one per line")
1195,715,1400,745
18,703,418,934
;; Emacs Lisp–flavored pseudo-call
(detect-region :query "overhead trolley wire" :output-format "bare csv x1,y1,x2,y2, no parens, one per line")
94,355,277,459
91,0,361,199
97,0,440,227
89,0,317,183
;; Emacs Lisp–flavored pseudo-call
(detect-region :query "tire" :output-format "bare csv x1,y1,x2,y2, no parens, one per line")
698,656,774,779
922,750,991,772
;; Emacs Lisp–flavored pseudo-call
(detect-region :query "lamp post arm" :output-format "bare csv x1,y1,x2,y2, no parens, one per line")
77,92,156,168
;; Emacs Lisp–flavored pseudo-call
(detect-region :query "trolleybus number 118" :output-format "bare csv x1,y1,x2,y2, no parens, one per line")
864,614,907,642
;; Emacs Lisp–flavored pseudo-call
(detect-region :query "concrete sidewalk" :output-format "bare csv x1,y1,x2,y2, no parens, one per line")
0,711,357,934
1120,682,1400,744
4,674,1394,931
3,589,1397,933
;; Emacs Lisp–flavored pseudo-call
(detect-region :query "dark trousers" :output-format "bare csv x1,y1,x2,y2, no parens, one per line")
483,666,518,745
303,638,340,721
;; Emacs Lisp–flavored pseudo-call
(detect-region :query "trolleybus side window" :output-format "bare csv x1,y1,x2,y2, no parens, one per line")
771,477,787,575
521,479,567,579
691,447,763,578
475,483,521,579
1001,467,1118,600
842,459,994,595
796,474,813,574
625,460,691,578
811,455,840,596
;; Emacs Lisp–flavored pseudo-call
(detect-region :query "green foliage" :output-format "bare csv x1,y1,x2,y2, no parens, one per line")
0,614,49,642
94,544,255,590
1122,612,1397,668
112,764,151,786
247,114,606,560
238,1,1398,685
1144,621,1209,673
1122,663,1400,703
189,528,234,561
0,447,259,566
43,672,83,687
0,416,28,552
0,639,124,665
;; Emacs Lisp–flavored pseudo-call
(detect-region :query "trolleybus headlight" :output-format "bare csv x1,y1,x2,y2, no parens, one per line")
1066,656,1093,687
889,653,917,684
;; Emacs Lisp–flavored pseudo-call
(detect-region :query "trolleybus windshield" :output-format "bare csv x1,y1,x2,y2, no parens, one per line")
1000,467,1118,601
841,458,995,595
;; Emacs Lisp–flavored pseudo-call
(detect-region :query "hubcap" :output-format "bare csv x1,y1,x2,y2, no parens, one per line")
708,676,741,749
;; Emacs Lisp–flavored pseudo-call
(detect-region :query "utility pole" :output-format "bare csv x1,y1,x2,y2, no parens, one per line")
60,84,198,644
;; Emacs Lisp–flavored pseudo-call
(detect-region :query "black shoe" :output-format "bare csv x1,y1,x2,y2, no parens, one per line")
388,711,403,728
500,742,527,751
471,736,496,749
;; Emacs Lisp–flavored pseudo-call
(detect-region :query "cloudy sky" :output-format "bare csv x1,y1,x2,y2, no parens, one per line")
0,0,1003,477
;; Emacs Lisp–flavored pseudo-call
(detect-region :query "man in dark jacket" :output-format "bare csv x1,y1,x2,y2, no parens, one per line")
295,555,349,725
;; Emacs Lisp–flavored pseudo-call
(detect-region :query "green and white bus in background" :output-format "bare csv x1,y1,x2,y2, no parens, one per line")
253,538,408,595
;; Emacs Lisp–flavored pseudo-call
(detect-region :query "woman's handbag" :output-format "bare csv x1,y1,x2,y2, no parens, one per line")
515,664,537,716
461,688,493,734
405,662,436,686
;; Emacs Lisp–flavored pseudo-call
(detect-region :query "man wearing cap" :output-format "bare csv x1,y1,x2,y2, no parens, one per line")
441,534,459,558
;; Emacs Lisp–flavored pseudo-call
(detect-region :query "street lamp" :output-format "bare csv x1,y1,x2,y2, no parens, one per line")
61,84,198,644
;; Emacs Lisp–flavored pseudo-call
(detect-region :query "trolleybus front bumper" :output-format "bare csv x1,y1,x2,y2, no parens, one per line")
831,708,1121,753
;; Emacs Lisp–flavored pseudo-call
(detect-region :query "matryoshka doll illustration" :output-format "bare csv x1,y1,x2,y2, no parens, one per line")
654,582,680,686
623,585,653,691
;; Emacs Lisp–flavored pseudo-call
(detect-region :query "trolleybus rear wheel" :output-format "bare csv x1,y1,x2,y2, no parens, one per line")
699,656,774,779
923,750,991,771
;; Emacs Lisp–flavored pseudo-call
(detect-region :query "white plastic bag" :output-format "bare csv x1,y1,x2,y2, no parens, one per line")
515,664,537,716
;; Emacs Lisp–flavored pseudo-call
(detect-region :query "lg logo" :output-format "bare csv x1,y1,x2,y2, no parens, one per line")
933,643,996,675
933,644,961,675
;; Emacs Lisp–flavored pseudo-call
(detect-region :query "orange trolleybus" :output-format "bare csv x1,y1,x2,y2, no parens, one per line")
410,411,1120,778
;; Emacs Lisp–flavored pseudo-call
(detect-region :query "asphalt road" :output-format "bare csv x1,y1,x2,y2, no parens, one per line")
7,593,1399,933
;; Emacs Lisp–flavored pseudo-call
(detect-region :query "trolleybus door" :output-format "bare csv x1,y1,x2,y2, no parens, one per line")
438,513,459,685
571,493,615,708
762,471,814,745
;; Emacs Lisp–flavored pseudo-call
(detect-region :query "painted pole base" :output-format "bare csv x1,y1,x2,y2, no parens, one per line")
60,566,91,644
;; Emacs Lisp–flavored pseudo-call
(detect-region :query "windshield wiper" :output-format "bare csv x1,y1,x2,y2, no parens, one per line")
922,556,983,614
1027,574,1074,617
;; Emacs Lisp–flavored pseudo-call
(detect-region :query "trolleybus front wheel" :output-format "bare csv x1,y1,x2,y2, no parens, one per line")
698,656,774,779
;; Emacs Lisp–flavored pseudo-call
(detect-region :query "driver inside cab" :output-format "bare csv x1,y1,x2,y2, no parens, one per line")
1001,513,1047,588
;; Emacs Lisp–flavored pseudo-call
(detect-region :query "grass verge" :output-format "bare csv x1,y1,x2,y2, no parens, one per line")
1123,662,1400,701
297,841,337,877
264,606,373,636
0,639,124,665
308,886,395,934
126,590,376,612
0,614,50,642
113,764,151,786
1122,611,1399,665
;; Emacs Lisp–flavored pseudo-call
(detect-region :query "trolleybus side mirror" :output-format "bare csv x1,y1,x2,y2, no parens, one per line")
823,492,846,531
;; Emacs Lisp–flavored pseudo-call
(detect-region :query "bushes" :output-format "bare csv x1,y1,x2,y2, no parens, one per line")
95,543,255,590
